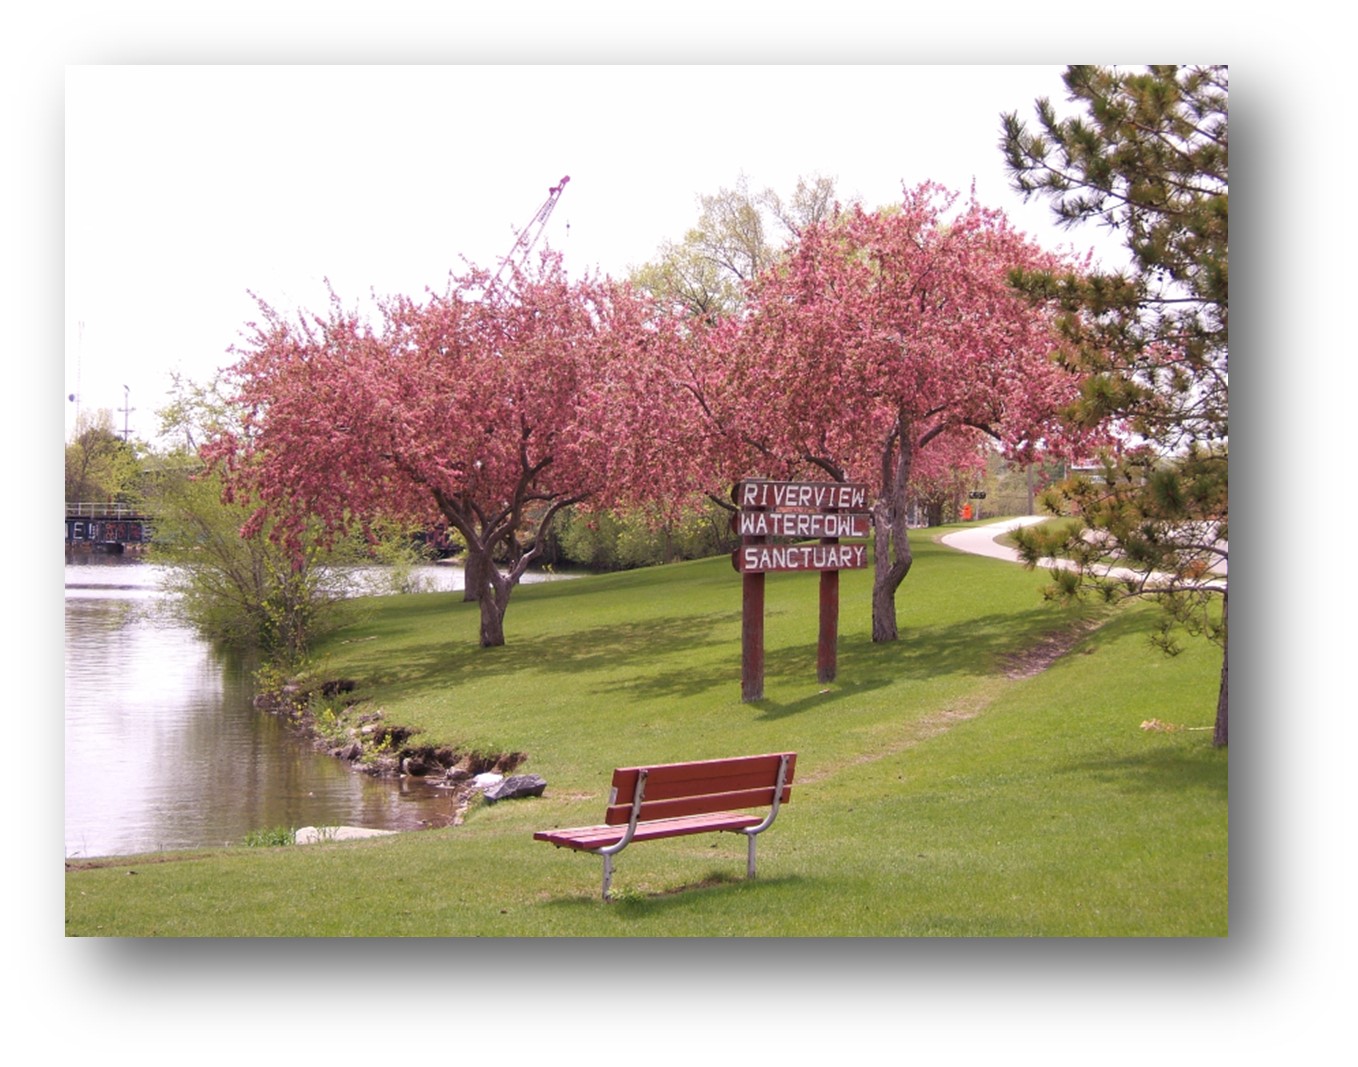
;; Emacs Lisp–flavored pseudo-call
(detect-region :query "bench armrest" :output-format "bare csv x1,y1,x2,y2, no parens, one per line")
740,753,793,836
595,767,648,857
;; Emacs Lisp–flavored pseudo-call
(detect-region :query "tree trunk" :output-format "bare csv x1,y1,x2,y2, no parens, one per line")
871,419,915,643
434,487,576,649
463,544,488,603
871,509,913,642
478,593,506,647
1213,587,1228,747
478,566,512,648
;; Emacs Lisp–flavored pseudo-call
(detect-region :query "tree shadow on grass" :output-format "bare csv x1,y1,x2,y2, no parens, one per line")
1053,747,1228,800
335,590,1094,714
747,604,1093,709
569,603,1075,709
742,651,895,719
336,607,743,706
867,606,1101,680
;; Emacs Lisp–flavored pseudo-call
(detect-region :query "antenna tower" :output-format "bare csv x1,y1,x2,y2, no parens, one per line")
120,385,135,442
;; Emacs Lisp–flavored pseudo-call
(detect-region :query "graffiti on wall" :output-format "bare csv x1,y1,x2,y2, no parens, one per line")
66,519,151,545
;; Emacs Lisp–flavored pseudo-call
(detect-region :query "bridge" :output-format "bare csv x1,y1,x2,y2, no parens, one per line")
66,502,153,552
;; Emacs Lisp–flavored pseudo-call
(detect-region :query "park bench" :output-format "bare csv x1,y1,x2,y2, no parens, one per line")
533,752,797,900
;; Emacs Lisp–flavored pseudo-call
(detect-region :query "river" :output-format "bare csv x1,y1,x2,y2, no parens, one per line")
64,554,552,859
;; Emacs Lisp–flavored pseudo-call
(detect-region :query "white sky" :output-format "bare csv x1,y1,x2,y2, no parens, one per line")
64,64,1128,444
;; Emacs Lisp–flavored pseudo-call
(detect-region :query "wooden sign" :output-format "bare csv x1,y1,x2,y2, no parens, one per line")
734,478,872,700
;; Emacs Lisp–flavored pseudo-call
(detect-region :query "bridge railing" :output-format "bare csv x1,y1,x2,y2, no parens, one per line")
66,502,143,519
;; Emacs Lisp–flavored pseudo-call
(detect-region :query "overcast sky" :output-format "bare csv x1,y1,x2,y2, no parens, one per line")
64,64,1129,444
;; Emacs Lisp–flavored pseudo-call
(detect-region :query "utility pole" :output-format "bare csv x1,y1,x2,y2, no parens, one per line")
120,384,135,442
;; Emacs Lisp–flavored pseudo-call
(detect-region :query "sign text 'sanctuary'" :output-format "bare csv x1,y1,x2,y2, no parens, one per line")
735,542,867,574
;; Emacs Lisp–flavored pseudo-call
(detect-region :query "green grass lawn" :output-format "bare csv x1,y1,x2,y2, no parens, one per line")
64,525,1227,936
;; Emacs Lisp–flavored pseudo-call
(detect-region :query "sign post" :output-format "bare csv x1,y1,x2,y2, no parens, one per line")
741,512,767,702
818,565,838,683
733,480,870,700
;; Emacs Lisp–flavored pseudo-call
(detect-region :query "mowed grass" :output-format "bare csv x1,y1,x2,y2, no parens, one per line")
64,526,1227,937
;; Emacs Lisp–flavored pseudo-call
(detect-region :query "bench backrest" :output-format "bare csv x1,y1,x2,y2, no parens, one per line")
604,752,796,825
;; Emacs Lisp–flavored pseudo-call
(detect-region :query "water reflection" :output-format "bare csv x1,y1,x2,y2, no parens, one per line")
64,557,478,858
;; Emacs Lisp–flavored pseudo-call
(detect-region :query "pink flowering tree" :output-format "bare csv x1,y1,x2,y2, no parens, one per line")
676,184,1092,641
208,253,678,647
906,427,990,525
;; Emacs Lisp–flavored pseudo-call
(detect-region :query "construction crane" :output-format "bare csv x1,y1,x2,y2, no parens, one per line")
487,175,570,292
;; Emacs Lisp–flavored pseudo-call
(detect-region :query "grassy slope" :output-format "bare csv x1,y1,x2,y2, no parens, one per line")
64,526,1226,936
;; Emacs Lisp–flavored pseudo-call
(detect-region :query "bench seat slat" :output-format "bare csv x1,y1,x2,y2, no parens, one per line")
604,785,790,825
611,753,796,801
533,811,764,852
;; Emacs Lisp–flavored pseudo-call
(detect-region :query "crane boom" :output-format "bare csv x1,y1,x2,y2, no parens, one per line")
489,175,570,290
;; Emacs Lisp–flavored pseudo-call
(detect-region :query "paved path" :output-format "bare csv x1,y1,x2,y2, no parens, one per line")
939,516,1049,564
943,516,1227,583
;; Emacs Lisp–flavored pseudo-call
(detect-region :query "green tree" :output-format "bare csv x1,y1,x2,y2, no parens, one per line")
65,408,141,503
553,500,737,571
144,456,341,662
1001,64,1229,746
632,174,843,320
146,375,353,664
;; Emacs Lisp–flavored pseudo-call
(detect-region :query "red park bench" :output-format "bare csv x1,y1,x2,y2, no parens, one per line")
533,752,797,900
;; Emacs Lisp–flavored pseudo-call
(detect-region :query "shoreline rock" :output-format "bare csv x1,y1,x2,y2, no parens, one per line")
253,676,541,828
295,825,399,845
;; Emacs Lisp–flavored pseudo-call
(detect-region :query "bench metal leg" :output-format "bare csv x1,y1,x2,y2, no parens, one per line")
747,832,757,879
602,854,614,901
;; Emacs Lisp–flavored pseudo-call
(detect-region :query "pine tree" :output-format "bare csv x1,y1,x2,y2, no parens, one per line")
1001,65,1229,746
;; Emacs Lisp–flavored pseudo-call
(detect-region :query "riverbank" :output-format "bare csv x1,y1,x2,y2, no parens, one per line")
250,674,528,828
